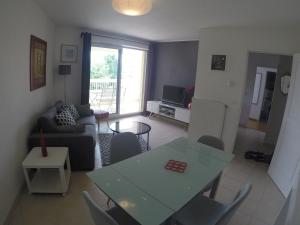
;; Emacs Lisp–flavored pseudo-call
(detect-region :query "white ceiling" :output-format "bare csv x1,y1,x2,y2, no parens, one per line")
35,0,300,41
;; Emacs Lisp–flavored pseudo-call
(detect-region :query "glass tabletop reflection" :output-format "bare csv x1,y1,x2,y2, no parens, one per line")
109,121,151,135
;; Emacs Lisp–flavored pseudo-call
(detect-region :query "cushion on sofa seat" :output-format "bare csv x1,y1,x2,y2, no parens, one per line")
77,115,96,125
68,105,80,120
75,104,93,117
56,110,76,126
61,104,80,120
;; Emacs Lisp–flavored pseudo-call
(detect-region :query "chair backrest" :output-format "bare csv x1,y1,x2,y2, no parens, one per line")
217,183,252,225
82,191,119,225
198,135,224,150
110,132,142,164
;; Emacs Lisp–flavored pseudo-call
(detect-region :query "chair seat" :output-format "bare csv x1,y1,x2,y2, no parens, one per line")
107,206,141,225
175,195,226,225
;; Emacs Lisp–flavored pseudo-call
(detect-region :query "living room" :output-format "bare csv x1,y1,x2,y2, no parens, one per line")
1,0,300,225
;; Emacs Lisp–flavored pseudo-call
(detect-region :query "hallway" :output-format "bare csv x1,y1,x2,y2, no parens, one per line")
233,126,275,156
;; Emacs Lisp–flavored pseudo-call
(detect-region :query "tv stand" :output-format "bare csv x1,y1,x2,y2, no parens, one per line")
146,101,190,124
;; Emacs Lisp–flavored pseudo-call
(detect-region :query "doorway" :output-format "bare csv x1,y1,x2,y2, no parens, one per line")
234,52,293,162
247,67,277,132
89,46,147,115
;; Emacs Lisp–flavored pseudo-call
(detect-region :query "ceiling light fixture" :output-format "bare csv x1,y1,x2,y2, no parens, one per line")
112,0,152,16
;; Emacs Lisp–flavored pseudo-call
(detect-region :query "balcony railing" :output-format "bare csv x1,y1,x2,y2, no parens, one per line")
89,78,142,114
89,79,117,113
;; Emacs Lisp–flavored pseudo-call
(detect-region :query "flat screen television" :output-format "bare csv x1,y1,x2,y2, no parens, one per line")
162,85,186,107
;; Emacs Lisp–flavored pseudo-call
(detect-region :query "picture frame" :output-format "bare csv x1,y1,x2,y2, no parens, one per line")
30,35,47,91
61,44,78,63
211,55,226,71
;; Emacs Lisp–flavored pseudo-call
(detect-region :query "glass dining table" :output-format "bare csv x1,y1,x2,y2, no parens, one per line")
87,137,234,225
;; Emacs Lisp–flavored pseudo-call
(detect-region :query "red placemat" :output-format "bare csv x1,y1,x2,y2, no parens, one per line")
165,160,187,173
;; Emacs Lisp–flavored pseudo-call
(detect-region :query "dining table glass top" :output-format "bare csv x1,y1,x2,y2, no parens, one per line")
88,166,173,225
88,137,234,225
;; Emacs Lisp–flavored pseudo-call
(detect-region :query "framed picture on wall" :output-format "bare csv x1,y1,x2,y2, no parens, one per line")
30,35,47,91
211,55,226,71
61,44,78,63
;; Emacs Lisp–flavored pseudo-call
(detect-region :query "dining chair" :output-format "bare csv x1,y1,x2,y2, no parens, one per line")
82,191,141,225
110,132,142,165
174,183,252,225
107,132,143,207
198,135,224,150
198,135,224,198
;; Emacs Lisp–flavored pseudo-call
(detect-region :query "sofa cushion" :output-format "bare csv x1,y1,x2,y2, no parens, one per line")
56,110,76,126
69,105,80,120
77,115,96,125
61,104,80,120
75,104,93,117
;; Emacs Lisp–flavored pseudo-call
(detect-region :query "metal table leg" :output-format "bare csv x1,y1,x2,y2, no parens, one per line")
147,132,150,150
209,173,222,199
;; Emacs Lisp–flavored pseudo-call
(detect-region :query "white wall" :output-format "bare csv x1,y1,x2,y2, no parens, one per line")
192,27,300,152
0,0,55,223
249,67,277,120
53,27,83,105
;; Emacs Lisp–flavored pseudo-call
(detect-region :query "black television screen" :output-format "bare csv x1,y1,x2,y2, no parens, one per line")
162,85,186,107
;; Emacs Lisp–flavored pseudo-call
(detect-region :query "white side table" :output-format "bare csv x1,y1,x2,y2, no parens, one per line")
22,147,71,196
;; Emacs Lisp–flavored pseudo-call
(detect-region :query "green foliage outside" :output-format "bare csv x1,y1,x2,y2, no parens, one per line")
91,55,118,79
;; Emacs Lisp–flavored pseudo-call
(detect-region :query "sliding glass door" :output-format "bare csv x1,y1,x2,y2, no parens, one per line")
89,47,119,113
89,46,146,115
120,48,146,114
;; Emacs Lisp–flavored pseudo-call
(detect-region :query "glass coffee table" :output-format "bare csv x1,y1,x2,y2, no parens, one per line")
109,121,151,150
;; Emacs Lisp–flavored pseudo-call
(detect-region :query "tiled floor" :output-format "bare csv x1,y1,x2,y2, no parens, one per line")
7,116,284,225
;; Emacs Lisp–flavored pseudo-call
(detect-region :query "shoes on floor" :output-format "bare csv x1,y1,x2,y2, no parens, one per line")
244,151,273,164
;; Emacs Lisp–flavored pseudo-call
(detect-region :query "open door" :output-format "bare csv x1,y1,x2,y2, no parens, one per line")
269,54,300,197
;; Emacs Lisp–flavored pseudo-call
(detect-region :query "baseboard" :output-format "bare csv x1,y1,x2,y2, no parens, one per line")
108,112,143,120
148,113,189,129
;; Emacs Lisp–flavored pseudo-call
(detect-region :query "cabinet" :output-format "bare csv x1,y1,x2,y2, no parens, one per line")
146,101,190,124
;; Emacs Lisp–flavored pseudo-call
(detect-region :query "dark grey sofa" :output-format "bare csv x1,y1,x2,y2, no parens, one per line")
28,101,96,170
